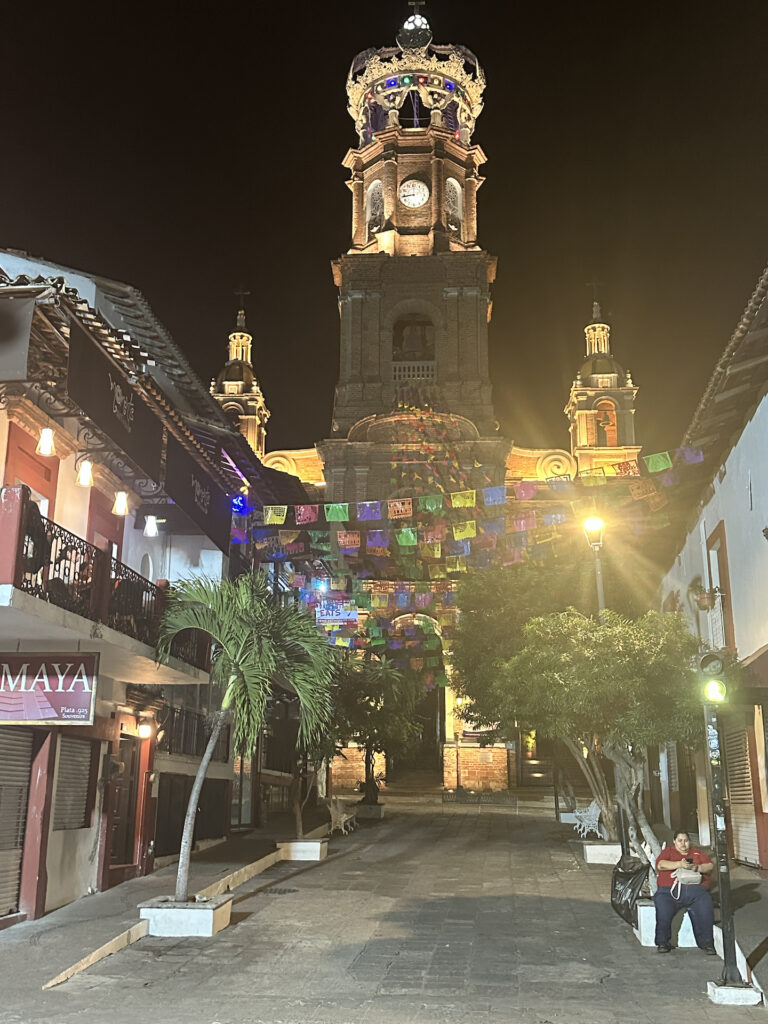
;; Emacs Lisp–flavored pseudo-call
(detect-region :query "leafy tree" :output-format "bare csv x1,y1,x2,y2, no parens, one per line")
333,654,424,804
157,573,333,900
485,608,703,860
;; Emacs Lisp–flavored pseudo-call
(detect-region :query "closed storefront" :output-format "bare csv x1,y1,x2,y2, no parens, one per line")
0,727,34,917
724,716,761,867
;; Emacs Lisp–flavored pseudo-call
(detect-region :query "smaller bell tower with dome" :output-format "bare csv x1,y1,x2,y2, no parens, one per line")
210,306,270,460
564,302,640,474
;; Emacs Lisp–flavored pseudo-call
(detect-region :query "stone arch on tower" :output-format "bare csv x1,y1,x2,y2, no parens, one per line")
593,398,618,447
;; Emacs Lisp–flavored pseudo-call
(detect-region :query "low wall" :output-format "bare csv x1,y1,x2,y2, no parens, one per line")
443,743,514,791
330,748,386,791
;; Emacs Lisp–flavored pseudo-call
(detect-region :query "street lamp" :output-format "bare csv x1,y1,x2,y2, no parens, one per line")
584,516,629,854
583,517,606,619
699,653,743,989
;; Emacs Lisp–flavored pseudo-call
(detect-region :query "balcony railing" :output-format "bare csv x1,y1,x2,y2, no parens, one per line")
156,705,230,762
392,360,436,383
2,486,209,672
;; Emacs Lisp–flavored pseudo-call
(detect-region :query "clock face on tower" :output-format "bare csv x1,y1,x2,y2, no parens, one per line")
399,179,430,209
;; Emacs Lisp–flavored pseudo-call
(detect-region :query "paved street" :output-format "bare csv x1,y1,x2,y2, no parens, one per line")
0,804,762,1024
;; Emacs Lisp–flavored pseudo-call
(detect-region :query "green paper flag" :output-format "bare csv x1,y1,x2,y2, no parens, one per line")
396,527,418,547
418,494,444,513
643,451,673,473
324,503,349,522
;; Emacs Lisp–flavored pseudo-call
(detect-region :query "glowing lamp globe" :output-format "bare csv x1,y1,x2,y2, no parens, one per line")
703,679,727,703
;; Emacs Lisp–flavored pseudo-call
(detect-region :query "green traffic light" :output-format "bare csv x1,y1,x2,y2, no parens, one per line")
703,678,727,703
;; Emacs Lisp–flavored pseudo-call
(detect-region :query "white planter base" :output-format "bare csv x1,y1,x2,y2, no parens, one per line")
276,838,329,861
579,841,622,864
355,803,385,820
707,981,762,1006
138,894,233,937
634,899,697,947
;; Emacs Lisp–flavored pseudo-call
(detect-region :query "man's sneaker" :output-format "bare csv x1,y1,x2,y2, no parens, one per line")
656,944,673,953
701,944,717,956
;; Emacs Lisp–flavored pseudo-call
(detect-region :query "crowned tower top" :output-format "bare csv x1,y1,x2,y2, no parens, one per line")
346,7,486,147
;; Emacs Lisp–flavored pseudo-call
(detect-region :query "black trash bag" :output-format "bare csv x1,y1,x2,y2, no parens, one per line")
610,855,650,926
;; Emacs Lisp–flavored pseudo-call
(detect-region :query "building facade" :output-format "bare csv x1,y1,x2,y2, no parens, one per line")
0,252,299,925
659,261,768,867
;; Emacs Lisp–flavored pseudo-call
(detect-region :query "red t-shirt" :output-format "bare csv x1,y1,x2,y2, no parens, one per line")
655,845,713,888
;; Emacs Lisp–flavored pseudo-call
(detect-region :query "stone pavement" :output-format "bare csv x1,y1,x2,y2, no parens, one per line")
0,803,764,1024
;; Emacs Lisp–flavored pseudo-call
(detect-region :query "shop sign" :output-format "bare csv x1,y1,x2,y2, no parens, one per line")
0,653,99,725
315,598,359,628
164,434,233,553
67,320,164,480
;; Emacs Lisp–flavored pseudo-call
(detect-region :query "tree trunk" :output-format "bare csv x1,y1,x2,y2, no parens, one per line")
605,744,662,867
363,744,379,804
174,706,229,902
561,735,619,840
290,760,304,839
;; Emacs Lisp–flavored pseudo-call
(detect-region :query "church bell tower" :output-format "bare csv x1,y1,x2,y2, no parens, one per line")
327,7,499,453
210,306,270,460
564,302,640,474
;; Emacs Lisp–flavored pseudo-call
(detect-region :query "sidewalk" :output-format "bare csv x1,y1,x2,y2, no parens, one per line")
0,808,331,993
728,862,768,992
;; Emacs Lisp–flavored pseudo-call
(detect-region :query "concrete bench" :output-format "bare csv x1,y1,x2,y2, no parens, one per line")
634,898,697,947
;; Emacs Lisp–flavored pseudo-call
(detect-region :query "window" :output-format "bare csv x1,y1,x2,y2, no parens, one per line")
53,737,95,830
393,315,435,363
445,177,462,233
706,522,734,650
595,400,617,447
366,180,384,242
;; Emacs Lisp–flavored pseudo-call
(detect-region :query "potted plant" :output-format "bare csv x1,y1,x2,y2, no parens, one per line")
141,573,333,935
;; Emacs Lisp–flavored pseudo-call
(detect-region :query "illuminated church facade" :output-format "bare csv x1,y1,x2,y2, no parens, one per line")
251,12,640,492
211,9,642,786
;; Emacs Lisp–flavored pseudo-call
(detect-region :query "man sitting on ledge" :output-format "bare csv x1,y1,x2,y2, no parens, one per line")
654,829,716,955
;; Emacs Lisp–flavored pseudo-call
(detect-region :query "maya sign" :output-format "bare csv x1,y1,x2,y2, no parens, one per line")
0,653,99,725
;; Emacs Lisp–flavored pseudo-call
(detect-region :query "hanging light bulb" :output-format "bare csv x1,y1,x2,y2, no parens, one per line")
143,514,159,538
35,427,56,457
112,490,129,516
75,459,94,488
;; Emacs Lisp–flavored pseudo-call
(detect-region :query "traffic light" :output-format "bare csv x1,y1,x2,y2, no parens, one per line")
699,652,727,703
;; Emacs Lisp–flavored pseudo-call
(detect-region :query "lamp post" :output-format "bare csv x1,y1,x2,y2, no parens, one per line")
699,654,743,989
583,517,606,620
584,516,629,855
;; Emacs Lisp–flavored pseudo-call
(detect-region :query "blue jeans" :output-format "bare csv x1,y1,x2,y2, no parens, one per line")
653,885,714,947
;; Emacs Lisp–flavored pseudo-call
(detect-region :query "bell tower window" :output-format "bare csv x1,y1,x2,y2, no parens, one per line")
595,400,617,447
366,180,384,242
392,315,436,383
446,177,463,235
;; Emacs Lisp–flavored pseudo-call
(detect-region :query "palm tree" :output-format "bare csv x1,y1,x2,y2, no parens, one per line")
157,572,333,901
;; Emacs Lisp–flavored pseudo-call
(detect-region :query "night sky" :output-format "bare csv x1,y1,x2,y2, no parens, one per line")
3,1,768,458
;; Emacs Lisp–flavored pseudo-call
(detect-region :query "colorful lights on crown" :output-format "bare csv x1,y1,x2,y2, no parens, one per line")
347,15,486,147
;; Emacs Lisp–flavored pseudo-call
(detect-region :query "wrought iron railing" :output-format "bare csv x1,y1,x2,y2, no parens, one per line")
19,509,102,620
107,557,158,647
15,491,208,673
156,705,230,762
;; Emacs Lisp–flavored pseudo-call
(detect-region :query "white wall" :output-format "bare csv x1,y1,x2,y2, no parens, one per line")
120,518,226,585
660,392,768,662
54,453,91,538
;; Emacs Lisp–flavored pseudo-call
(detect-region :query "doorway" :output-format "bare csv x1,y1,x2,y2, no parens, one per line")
110,735,139,866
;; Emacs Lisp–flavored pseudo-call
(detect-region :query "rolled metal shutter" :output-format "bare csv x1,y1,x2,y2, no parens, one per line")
53,737,93,830
724,724,761,867
0,727,34,916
